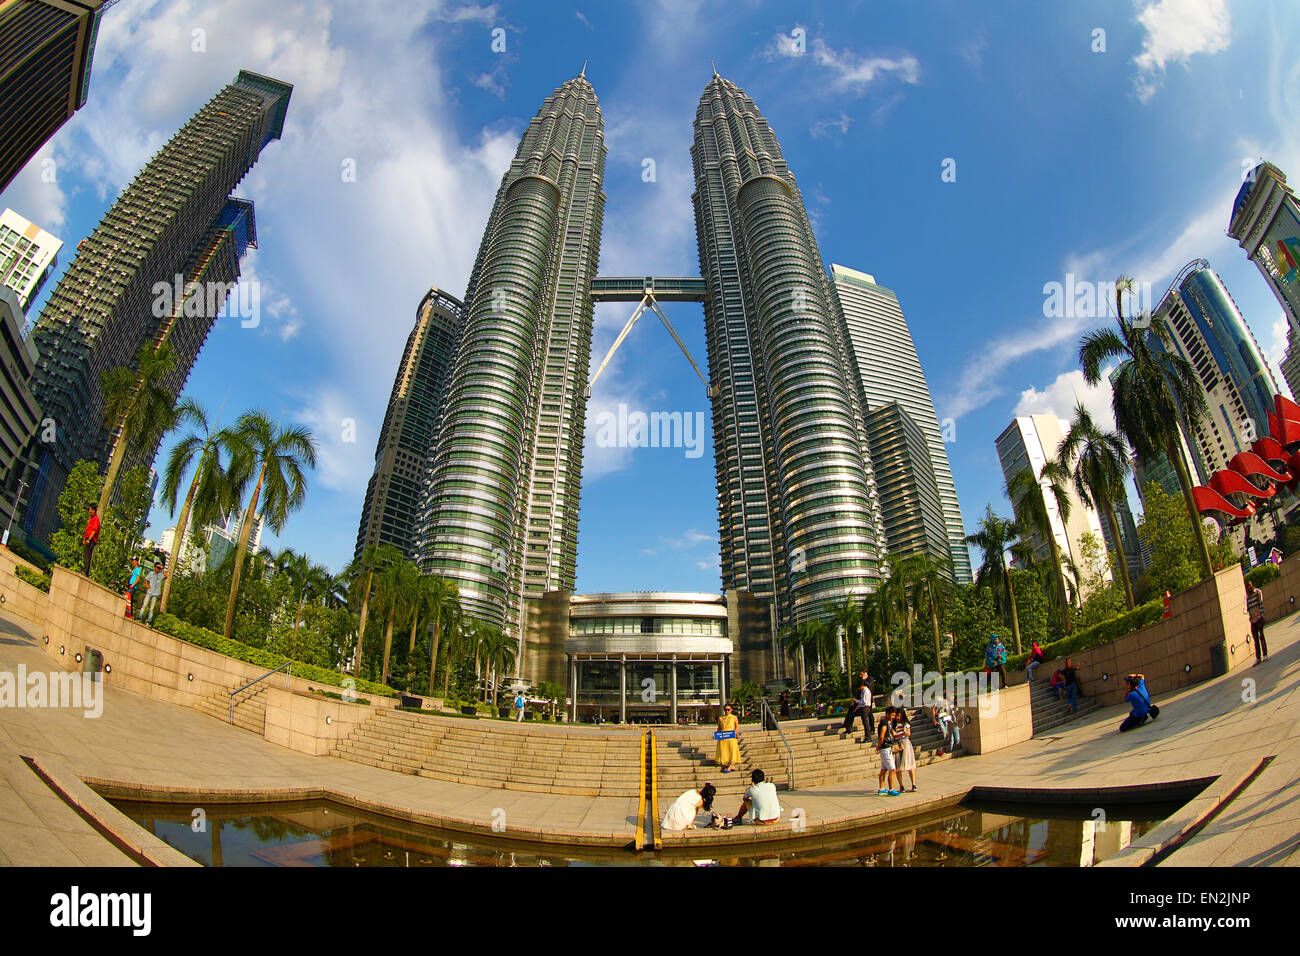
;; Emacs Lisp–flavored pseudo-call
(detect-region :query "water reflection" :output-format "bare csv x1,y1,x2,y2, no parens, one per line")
111,797,1178,868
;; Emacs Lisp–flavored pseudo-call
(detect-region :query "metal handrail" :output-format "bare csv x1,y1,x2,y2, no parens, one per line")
648,729,662,850
760,696,796,790
228,661,291,724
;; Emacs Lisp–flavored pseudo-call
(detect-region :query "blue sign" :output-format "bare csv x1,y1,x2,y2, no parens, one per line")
713,730,736,740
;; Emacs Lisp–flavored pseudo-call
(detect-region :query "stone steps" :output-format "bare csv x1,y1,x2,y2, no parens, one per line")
195,685,268,735
1028,679,1102,735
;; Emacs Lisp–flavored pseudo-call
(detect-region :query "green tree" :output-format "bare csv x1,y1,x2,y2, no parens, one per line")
1079,277,1213,579
965,507,1023,653
220,411,318,641
1005,463,1074,635
158,398,239,614
97,342,179,516
1137,481,1237,597
1074,531,1125,628
424,576,460,698
1058,400,1136,609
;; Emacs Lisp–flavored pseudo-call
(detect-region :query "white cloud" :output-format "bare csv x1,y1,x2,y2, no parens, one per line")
1013,367,1118,435
809,113,852,139
1132,0,1231,102
289,385,374,496
761,29,919,95
0,142,67,231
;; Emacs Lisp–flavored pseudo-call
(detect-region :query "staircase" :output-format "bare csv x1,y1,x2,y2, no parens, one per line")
333,709,642,797
654,708,964,802
1028,678,1102,735
195,684,269,735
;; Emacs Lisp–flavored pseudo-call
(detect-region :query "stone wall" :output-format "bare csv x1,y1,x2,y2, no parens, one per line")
0,547,50,624
1260,553,1300,624
1015,565,1254,708
262,686,374,756
959,681,1032,755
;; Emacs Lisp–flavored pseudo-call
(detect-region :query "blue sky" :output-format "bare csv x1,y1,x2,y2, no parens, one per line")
2,0,1297,589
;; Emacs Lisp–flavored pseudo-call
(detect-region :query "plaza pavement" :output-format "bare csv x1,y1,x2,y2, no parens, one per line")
0,603,1296,866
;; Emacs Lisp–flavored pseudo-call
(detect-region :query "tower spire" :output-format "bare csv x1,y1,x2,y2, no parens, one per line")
711,59,718,78
580,59,587,78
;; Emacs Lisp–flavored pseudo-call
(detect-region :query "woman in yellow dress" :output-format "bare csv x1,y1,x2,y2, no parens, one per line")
715,703,741,773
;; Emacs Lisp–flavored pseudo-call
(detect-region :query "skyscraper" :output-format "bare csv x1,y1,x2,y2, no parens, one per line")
692,72,880,626
0,0,104,193
831,263,970,582
1152,260,1279,481
22,70,291,540
0,207,62,311
996,415,1112,594
863,402,950,569
420,72,605,644
1229,162,1300,334
358,286,463,561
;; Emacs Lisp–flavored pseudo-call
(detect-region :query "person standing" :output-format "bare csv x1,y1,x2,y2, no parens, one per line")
876,706,902,796
842,669,874,744
895,708,918,792
513,691,526,721
81,505,100,576
1246,580,1269,665
985,634,1008,689
138,561,167,624
935,694,961,756
715,703,741,773
1061,657,1082,713
125,557,144,618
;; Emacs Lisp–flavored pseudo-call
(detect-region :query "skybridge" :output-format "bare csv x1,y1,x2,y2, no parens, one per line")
586,276,714,397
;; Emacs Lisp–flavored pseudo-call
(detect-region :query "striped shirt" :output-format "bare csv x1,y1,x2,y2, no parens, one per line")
1247,588,1264,621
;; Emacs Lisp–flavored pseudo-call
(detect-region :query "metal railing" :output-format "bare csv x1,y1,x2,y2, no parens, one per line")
760,696,796,790
228,661,291,724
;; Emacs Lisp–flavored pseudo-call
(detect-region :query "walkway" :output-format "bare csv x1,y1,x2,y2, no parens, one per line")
0,604,1296,865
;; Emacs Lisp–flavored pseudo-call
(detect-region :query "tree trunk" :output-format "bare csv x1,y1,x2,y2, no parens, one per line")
354,571,372,676
1102,496,1136,609
1003,556,1023,654
427,617,442,701
1168,437,1214,579
160,467,201,614
381,608,395,684
930,585,944,675
221,463,266,640
97,419,131,516
1047,535,1072,636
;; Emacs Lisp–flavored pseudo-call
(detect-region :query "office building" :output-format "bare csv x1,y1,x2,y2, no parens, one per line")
1229,162,1300,334
0,0,104,193
996,415,1111,593
0,208,62,311
21,70,290,541
831,263,970,581
863,402,951,569
0,286,40,532
357,287,463,561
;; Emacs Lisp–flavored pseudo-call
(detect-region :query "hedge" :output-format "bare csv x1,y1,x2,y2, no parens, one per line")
152,613,398,698
1007,598,1165,670
14,565,51,592
1244,564,1281,587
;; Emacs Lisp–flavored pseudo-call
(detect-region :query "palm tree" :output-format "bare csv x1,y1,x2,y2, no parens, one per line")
860,587,892,658
158,398,239,614
779,626,807,692
97,342,180,515
966,507,1024,653
910,554,954,674
374,557,419,684
1005,463,1074,636
292,562,332,634
479,626,517,703
425,576,460,697
220,410,318,641
1079,276,1213,578
831,595,861,672
343,544,401,676
1058,401,1136,609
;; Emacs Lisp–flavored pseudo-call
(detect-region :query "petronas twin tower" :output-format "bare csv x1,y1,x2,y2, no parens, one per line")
415,70,907,652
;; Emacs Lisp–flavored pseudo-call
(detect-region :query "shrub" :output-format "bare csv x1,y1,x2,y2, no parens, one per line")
13,565,51,592
1245,564,1281,587
152,613,397,698
1006,598,1165,669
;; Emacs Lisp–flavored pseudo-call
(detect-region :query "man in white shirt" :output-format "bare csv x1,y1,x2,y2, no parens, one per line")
732,769,782,825
513,692,526,721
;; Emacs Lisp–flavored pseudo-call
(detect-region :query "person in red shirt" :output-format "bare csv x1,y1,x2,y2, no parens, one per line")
82,505,100,576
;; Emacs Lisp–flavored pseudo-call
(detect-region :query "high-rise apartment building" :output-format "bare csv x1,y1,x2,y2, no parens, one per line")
358,287,463,561
1280,327,1300,401
0,208,62,311
996,415,1112,593
21,70,290,541
1229,162,1300,334
419,73,605,642
0,286,40,530
1151,260,1279,482
831,263,970,582
0,0,104,193
692,73,881,626
863,402,950,569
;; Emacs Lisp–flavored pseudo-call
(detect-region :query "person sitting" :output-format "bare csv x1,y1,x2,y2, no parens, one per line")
1049,668,1065,700
728,769,782,826
662,783,717,831
1026,641,1045,682
1119,675,1151,732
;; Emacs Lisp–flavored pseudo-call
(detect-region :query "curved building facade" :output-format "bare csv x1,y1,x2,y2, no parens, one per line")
419,75,605,648
691,74,880,627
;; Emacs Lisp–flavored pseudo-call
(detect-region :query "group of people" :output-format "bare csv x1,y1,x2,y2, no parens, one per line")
125,555,168,624
875,705,919,795
662,769,783,831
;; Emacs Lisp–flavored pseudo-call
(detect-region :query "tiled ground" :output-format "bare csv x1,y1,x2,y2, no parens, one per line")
1,603,1296,865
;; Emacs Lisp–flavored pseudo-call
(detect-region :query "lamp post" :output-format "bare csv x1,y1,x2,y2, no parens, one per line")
3,478,27,548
